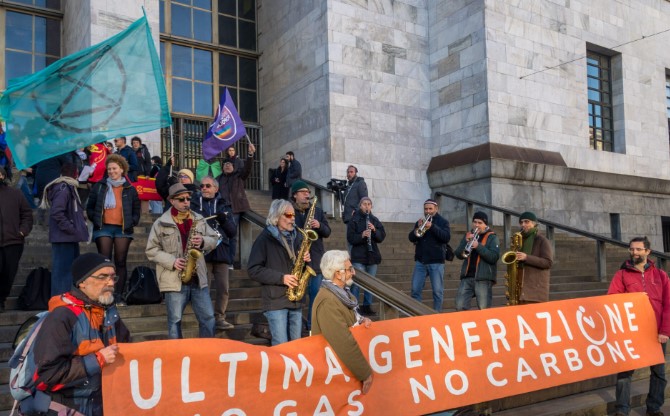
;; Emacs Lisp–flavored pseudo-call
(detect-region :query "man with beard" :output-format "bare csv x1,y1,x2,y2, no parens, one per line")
342,165,368,224
311,250,374,394
27,253,130,416
285,151,302,190
608,236,670,416
290,180,331,330
509,211,553,303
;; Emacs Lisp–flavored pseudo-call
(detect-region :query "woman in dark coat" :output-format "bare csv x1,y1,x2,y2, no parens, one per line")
86,154,141,303
270,158,289,200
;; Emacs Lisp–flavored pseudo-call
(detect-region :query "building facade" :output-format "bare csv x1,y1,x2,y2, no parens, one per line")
2,0,670,248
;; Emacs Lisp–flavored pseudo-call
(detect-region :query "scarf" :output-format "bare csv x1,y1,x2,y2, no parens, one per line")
267,225,297,261
171,207,193,251
521,226,537,255
39,176,81,209
321,279,358,310
104,177,126,209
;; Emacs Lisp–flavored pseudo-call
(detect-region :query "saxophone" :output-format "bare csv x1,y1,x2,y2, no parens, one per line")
503,232,524,305
286,196,319,301
179,214,217,284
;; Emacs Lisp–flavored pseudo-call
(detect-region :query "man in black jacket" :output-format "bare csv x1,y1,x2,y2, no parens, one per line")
113,136,139,181
285,151,302,189
131,136,152,177
290,180,331,329
342,165,368,224
409,199,451,312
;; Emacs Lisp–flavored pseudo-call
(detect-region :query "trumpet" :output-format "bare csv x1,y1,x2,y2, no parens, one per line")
414,214,433,238
462,228,481,258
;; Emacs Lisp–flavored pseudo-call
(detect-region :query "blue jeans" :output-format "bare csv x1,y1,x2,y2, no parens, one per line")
455,277,493,311
264,308,302,346
615,342,667,414
306,273,323,330
351,263,377,306
411,261,445,312
164,284,215,339
51,243,80,297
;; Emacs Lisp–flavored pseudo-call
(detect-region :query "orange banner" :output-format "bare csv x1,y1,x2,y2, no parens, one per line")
103,294,664,415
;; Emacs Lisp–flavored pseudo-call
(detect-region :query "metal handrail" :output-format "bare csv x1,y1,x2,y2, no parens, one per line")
434,191,670,280
301,178,341,220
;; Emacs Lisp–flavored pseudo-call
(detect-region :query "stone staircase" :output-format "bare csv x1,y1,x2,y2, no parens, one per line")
0,189,667,415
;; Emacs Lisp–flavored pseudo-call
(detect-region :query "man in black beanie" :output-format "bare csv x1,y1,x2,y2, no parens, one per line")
454,211,500,310
24,252,130,416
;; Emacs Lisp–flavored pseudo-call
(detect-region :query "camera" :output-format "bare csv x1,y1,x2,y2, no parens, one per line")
327,178,347,193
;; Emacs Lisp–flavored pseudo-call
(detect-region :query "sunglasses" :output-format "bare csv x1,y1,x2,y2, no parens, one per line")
200,183,214,189
174,197,191,202
283,212,296,219
178,175,191,179
89,274,119,283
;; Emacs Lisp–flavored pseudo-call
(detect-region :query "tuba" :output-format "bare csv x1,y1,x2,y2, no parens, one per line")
503,232,523,305
179,214,217,284
286,197,319,301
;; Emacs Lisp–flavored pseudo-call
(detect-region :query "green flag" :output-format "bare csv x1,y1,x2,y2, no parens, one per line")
0,14,171,170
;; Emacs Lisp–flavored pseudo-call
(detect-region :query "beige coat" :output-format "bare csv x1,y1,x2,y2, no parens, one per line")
146,210,219,292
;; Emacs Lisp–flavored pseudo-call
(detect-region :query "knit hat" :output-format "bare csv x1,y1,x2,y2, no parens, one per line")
473,211,488,225
424,199,438,207
72,253,115,286
177,169,194,183
291,180,309,195
519,211,537,222
168,183,192,199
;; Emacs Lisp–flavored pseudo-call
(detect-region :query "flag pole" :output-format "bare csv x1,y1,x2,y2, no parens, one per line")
169,124,174,176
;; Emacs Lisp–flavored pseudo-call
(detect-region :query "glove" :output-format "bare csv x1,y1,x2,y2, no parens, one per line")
216,212,228,226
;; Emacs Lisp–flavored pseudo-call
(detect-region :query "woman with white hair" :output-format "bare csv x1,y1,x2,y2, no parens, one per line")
247,199,310,345
311,250,374,394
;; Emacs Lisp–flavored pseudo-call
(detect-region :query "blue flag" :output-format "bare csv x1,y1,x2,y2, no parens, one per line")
0,15,171,170
202,88,246,161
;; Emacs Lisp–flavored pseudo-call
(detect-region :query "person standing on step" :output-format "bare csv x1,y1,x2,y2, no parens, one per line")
347,197,385,316
113,136,139,182
285,151,302,190
0,166,33,312
42,162,89,297
191,176,237,330
146,183,219,339
608,236,670,416
342,165,367,224
454,211,499,311
223,145,244,174
510,211,553,303
409,199,451,312
291,180,331,330
218,143,255,269
247,199,310,345
131,136,152,177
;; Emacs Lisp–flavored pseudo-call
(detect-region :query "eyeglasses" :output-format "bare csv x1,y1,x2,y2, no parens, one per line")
174,197,191,202
178,175,190,179
89,274,119,283
339,266,355,274
283,212,296,219
629,247,648,252
200,183,215,189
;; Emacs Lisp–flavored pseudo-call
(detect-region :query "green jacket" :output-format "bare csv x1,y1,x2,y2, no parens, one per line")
454,230,500,282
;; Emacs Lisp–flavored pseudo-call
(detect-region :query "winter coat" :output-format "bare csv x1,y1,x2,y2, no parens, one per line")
454,229,500,283
47,181,88,243
247,227,305,311
270,167,289,200
134,144,152,176
342,176,368,223
145,210,219,292
155,161,178,201
190,193,237,264
31,289,130,416
286,158,302,188
347,209,386,265
294,203,331,274
608,259,670,336
116,146,139,181
408,213,451,264
86,180,141,235
35,152,78,199
0,183,33,247
519,232,553,302
218,155,253,213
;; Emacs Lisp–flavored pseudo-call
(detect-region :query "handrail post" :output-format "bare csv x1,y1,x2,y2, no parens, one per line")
379,301,399,321
545,225,555,255
503,213,512,250
466,203,474,227
239,217,254,270
596,240,607,282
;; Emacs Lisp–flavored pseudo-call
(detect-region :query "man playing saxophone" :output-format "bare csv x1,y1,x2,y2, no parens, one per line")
291,181,331,330
146,183,219,339
510,211,553,303
454,212,500,310
247,199,311,345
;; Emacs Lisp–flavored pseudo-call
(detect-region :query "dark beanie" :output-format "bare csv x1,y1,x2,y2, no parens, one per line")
291,180,309,195
72,253,115,286
473,211,488,225
519,211,537,222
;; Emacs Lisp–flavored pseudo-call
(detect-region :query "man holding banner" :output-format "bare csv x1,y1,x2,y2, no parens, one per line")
608,236,670,416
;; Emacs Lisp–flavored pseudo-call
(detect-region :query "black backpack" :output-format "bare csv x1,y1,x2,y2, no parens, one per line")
17,267,51,311
124,266,161,305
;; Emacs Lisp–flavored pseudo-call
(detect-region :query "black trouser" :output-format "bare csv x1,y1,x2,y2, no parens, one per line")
0,244,24,304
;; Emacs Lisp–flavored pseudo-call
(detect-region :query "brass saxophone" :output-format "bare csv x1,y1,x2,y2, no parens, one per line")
179,214,217,284
503,232,523,305
286,196,319,302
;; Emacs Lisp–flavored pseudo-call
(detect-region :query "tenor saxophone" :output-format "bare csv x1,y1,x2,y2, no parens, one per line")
286,197,318,301
503,232,524,305
179,214,217,284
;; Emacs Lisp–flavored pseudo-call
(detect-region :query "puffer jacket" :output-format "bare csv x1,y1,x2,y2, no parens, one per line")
86,180,140,235
145,210,219,292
